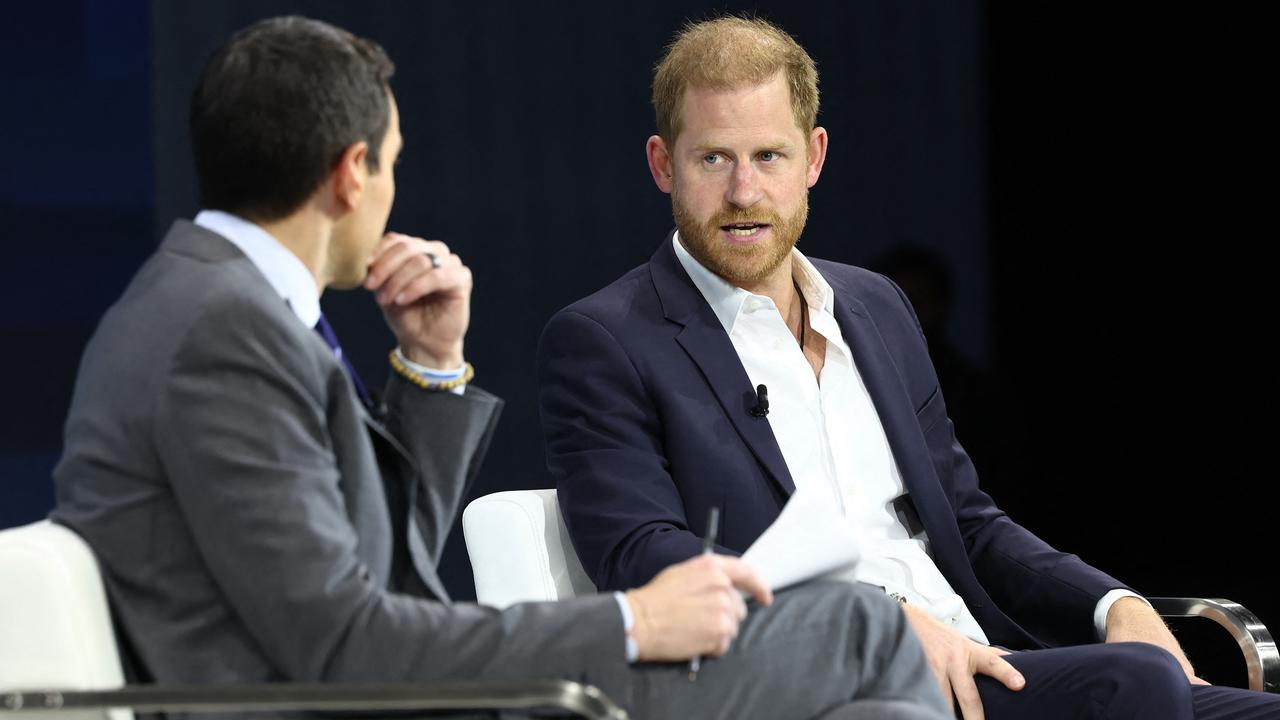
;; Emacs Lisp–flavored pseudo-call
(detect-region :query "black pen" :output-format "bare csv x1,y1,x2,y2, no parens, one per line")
688,506,720,681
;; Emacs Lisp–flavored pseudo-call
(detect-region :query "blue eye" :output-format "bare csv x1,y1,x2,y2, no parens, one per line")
703,154,721,165
759,151,778,162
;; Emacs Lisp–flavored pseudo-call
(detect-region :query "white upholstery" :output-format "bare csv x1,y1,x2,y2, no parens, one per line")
0,520,130,720
462,489,596,608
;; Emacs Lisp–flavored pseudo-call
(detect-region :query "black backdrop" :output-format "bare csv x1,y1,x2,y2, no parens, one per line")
2,0,1274,679
984,4,1278,679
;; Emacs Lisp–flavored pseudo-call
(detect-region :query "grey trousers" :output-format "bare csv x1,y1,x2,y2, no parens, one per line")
621,580,950,720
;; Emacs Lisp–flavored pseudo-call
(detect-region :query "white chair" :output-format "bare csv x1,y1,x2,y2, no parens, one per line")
462,489,596,608
0,520,128,720
461,494,1280,693
0,519,625,719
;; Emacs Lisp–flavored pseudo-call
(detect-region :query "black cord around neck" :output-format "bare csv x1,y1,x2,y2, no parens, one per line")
793,280,807,350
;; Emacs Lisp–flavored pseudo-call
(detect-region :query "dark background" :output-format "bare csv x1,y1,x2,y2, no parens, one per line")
3,0,1274,683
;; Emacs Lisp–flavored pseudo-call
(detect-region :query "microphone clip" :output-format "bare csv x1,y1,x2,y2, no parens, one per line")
748,384,769,418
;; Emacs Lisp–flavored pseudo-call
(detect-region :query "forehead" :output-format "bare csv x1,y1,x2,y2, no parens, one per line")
380,92,402,151
389,93,402,129
676,73,801,146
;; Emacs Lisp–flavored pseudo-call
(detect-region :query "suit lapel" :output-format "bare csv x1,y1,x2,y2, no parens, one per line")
169,221,455,602
828,294,958,533
361,406,413,462
360,408,451,601
824,274,1003,611
649,236,796,496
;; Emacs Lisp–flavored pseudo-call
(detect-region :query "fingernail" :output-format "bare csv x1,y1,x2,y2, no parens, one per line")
394,292,406,305
1013,674,1025,688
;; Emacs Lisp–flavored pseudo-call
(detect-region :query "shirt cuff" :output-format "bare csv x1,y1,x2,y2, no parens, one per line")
1094,589,1150,640
613,591,639,663
394,347,467,396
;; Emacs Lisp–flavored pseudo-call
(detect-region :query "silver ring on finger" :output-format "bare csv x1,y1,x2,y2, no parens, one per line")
424,251,442,270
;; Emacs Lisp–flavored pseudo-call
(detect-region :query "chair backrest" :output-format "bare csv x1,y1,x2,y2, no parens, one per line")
462,490,596,608
0,520,130,720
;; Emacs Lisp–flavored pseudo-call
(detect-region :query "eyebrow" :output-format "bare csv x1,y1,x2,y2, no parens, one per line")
689,139,795,154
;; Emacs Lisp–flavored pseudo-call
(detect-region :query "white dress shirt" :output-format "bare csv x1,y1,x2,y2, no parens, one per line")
673,233,1139,643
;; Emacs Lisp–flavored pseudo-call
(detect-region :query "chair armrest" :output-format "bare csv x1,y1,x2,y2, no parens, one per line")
0,680,629,720
1151,596,1279,693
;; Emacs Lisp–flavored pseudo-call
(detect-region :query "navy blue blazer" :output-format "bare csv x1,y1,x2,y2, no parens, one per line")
538,232,1129,650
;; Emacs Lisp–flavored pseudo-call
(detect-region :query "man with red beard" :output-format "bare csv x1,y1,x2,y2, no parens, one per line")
537,16,1280,720
48,16,950,720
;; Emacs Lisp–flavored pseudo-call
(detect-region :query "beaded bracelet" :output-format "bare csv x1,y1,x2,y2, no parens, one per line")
388,350,474,391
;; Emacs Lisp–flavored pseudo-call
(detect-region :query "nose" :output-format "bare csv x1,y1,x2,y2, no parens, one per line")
726,161,763,209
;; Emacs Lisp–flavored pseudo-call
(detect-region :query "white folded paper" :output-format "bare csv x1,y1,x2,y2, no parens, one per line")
740,484,861,591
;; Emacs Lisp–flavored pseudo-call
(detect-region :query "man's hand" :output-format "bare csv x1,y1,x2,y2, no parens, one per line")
902,603,1025,720
1105,596,1208,685
623,555,773,662
364,232,471,369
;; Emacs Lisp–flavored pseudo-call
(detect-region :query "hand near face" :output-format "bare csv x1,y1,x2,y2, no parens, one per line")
364,232,471,369
623,554,773,662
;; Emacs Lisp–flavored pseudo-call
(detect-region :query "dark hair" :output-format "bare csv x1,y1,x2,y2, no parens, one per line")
190,16,395,221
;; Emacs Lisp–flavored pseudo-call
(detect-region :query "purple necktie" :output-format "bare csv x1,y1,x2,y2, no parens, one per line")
313,313,373,409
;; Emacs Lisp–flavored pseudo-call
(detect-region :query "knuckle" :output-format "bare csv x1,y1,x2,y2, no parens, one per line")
717,616,735,637
389,270,414,290
408,272,432,292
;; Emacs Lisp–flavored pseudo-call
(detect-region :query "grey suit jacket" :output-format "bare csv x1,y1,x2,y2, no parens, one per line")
52,222,630,700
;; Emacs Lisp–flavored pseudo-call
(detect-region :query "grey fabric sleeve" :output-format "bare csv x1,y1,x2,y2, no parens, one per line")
151,299,632,694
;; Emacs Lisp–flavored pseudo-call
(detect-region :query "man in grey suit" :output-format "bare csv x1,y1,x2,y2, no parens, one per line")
50,16,948,720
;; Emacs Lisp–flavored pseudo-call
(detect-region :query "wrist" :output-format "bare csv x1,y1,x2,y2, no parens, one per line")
1106,595,1153,628
401,342,463,370
1097,590,1149,640
623,590,651,661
